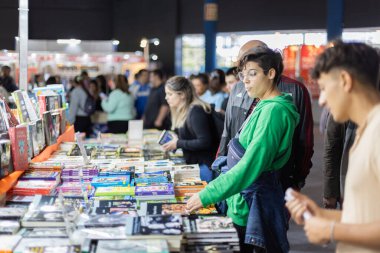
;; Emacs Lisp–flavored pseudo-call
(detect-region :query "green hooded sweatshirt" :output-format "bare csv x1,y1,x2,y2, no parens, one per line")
199,93,300,226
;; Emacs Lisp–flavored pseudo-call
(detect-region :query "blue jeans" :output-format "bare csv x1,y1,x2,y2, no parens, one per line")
199,163,213,183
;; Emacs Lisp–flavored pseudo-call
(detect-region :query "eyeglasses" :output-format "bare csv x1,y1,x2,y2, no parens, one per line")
238,69,259,82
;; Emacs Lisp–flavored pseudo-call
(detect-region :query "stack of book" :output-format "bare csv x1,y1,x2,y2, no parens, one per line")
183,215,240,252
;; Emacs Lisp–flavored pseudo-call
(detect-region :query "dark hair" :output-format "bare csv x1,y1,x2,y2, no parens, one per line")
151,69,164,80
226,67,238,77
210,69,226,85
135,69,148,79
46,76,57,85
1,65,10,71
311,40,380,88
239,46,284,85
193,73,209,86
81,70,89,77
96,75,107,94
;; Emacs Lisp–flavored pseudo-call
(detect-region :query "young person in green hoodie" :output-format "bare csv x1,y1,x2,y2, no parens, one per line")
187,47,300,253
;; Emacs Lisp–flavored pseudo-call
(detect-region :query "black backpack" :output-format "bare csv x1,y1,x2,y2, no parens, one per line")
82,88,96,115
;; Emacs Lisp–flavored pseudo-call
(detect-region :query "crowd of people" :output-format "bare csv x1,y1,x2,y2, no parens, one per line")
1,39,380,253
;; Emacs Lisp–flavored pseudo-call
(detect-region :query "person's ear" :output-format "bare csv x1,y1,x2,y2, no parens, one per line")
268,68,276,81
340,70,353,93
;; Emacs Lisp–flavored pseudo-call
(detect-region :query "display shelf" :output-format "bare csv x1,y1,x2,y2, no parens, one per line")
0,125,75,194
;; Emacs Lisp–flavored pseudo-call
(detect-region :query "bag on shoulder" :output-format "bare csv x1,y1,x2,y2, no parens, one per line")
82,89,96,115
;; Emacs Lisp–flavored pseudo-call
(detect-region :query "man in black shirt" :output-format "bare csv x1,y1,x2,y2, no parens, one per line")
0,66,18,93
143,69,170,130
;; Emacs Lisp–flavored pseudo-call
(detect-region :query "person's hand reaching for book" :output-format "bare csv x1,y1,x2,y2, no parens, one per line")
162,136,178,151
186,193,203,213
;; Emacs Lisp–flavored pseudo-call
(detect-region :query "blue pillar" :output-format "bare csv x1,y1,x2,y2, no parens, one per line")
327,0,344,41
204,0,218,72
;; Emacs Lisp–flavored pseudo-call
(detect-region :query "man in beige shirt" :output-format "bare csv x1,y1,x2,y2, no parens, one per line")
286,41,380,252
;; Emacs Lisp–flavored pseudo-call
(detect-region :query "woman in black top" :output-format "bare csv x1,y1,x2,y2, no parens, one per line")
162,76,217,182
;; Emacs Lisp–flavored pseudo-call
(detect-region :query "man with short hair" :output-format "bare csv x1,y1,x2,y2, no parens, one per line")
286,41,380,253
0,65,18,93
143,69,170,130
219,40,314,191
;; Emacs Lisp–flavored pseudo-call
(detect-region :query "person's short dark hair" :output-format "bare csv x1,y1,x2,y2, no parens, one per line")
226,67,238,77
151,69,164,80
239,46,284,85
46,76,57,85
135,69,148,79
311,40,380,88
1,65,10,71
210,69,226,85
81,70,89,77
193,73,209,85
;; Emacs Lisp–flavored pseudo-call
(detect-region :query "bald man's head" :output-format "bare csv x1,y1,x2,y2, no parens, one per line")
237,40,268,61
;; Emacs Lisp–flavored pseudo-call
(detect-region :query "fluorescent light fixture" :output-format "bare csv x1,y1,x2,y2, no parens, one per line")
57,39,81,45
112,40,120,45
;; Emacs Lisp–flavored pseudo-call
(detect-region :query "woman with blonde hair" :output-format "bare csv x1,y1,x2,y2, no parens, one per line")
162,76,218,182
101,74,135,133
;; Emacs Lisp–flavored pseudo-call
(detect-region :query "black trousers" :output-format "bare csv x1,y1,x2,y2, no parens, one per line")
74,116,92,137
234,223,266,253
107,120,129,134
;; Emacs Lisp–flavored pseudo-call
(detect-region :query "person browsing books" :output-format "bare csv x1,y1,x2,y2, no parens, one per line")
162,76,218,183
186,47,300,253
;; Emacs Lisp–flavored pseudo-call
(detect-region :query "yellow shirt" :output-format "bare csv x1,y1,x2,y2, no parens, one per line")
337,105,380,253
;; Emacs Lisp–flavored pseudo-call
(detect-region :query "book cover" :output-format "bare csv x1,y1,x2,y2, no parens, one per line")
0,207,27,220
19,171,60,181
9,126,29,171
98,165,135,176
33,85,67,109
135,170,172,185
195,216,235,233
79,214,130,228
25,245,80,253
0,98,18,127
38,95,47,118
0,220,20,234
135,183,174,196
146,203,217,216
0,139,13,179
140,214,182,235
35,119,46,153
19,228,68,238
157,130,174,145
21,210,65,227
43,111,56,146
0,103,8,133
96,239,169,253
95,186,135,197
91,175,131,188
28,121,40,157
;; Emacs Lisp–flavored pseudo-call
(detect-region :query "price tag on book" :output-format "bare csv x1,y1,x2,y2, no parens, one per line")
75,132,90,164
